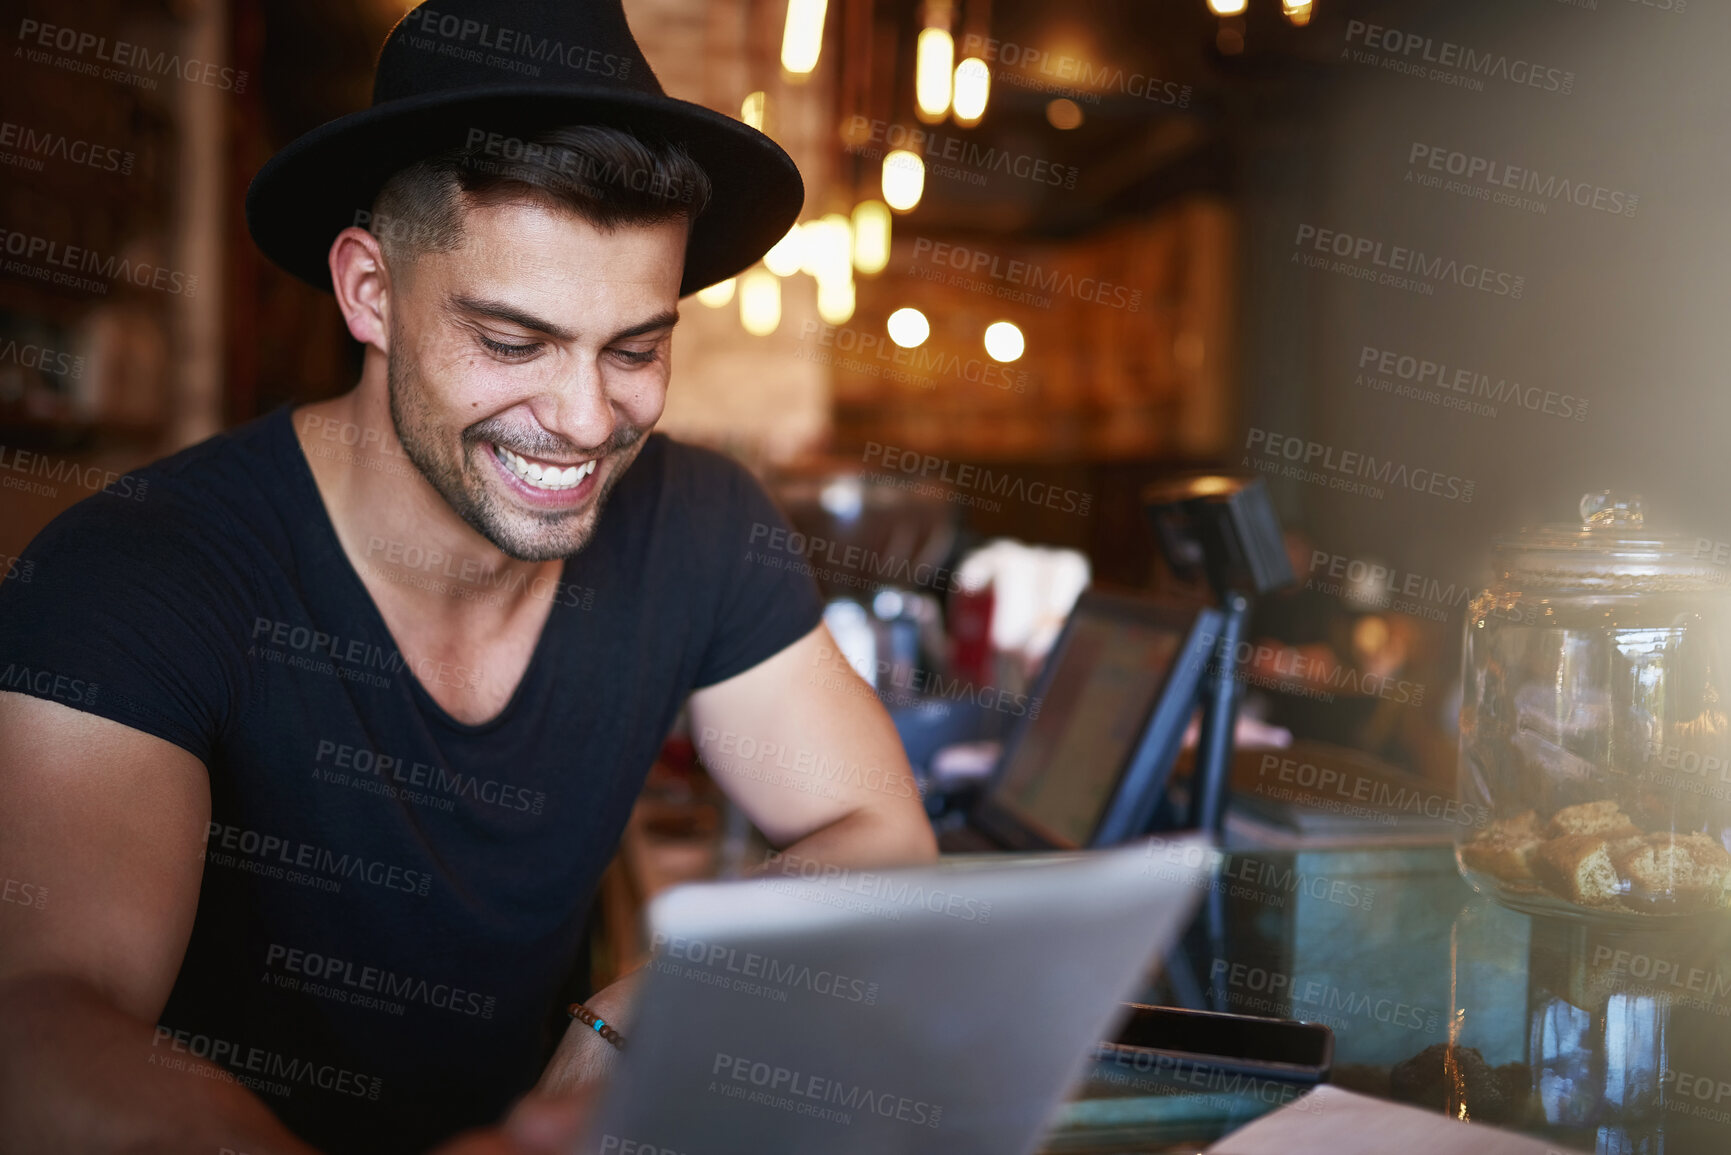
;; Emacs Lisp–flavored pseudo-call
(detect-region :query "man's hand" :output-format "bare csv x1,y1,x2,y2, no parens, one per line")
430,1087,598,1155
528,968,640,1100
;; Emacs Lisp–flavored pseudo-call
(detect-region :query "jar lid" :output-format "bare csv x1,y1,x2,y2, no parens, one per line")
1496,492,1725,590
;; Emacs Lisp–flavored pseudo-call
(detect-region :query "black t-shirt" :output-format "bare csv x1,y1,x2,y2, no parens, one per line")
0,405,823,1153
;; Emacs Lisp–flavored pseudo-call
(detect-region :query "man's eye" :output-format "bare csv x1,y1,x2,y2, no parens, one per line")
613,348,658,365
480,335,540,359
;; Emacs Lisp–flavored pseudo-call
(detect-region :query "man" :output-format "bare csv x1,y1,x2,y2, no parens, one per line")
0,2,935,1153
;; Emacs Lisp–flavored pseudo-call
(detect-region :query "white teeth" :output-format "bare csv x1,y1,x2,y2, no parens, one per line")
493,445,598,491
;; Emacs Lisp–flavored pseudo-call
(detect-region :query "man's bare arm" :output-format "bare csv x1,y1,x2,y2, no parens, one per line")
689,624,937,867
0,691,325,1154
0,692,592,1155
529,624,937,1098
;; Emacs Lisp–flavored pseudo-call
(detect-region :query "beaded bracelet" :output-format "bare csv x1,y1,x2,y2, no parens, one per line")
567,1002,626,1052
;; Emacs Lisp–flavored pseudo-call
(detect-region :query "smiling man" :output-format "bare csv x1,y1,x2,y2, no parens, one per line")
0,3,935,1154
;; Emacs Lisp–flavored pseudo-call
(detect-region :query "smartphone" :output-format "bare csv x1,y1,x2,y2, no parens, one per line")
1095,1003,1334,1084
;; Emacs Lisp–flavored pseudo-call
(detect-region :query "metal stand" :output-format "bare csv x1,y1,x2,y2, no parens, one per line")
1188,593,1248,840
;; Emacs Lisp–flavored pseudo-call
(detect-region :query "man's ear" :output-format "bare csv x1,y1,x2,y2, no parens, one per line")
329,227,395,353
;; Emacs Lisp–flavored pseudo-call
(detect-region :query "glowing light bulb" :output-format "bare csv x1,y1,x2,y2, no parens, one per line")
915,28,954,122
805,213,853,284
882,150,925,212
696,277,736,307
851,201,891,275
984,320,1024,362
781,0,829,75
952,57,989,125
739,269,781,335
763,225,804,277
741,90,767,130
1207,0,1247,13
887,308,930,348
817,277,855,324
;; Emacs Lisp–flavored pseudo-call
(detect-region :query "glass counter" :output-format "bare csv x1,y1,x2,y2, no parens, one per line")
1040,842,1731,1154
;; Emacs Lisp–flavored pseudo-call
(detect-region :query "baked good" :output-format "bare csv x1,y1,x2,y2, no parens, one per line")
1545,800,1640,840
1615,832,1731,911
1534,833,1625,906
1460,811,1544,881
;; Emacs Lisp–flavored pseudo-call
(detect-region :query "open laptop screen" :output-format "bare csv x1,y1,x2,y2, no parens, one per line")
975,590,1218,850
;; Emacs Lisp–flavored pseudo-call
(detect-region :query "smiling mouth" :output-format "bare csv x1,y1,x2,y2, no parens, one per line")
491,443,599,491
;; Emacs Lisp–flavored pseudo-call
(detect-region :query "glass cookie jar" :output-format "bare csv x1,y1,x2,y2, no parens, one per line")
1457,493,1731,921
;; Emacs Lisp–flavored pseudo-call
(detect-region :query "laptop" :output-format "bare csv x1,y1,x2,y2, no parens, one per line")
578,836,1212,1155
939,587,1223,852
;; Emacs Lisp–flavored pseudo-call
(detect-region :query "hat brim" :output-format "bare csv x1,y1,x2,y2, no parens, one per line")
245,86,803,298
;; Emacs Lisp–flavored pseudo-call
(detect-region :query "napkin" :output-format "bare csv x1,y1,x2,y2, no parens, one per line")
1205,1085,1566,1154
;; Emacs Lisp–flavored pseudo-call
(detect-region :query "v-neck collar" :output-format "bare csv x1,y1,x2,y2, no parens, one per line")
273,404,562,735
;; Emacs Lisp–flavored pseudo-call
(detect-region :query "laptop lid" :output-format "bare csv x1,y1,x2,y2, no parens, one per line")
971,588,1222,851
579,838,1211,1155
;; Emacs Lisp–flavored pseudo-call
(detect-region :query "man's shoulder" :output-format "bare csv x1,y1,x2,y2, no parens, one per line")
642,431,757,488
625,432,770,523
23,408,293,565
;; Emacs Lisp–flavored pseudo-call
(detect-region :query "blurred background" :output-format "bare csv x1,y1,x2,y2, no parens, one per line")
0,0,1720,795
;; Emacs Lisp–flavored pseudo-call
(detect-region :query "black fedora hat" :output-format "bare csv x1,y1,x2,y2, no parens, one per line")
245,0,803,298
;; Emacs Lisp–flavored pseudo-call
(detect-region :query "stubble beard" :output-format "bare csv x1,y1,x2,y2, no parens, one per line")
385,340,646,563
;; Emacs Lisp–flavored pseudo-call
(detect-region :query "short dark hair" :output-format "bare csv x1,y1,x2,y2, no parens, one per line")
366,123,712,274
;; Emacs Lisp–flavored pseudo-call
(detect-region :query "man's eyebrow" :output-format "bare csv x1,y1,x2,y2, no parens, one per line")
609,310,680,342
452,296,574,341
449,298,679,344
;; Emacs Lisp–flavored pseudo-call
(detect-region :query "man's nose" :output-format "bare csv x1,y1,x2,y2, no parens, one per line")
535,359,615,453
